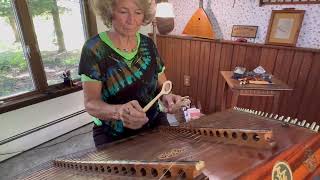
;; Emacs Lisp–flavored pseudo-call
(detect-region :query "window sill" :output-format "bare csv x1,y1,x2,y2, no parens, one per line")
0,83,83,114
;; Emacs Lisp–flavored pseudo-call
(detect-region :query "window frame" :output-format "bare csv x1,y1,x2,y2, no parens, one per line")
0,0,97,114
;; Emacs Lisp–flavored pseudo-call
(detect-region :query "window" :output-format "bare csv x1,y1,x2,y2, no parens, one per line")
0,0,34,99
28,0,85,85
0,0,97,113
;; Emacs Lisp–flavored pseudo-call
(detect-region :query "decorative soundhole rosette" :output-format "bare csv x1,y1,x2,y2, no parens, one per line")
158,147,187,160
272,161,293,180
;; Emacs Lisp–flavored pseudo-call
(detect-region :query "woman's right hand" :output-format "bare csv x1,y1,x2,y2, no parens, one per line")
118,100,149,129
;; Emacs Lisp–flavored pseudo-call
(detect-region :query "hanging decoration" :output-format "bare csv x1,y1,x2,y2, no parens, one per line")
182,0,215,39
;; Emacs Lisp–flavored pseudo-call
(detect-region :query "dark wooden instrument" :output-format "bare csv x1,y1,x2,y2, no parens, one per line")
16,107,320,179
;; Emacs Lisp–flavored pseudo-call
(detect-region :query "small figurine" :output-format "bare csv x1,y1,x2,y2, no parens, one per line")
61,70,73,87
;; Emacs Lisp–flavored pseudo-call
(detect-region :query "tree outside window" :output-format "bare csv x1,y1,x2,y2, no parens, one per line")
0,0,91,99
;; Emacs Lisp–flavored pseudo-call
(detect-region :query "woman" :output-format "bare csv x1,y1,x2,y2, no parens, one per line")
79,0,181,147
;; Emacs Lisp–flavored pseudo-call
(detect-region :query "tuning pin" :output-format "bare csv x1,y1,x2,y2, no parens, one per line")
310,122,316,130
261,112,265,116
274,114,278,119
291,118,298,124
297,121,301,126
314,125,320,132
301,120,306,126
284,117,290,123
305,123,310,128
264,113,268,117
269,113,273,118
278,116,284,121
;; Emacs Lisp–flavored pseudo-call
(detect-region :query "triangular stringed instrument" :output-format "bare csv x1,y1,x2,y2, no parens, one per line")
182,0,215,39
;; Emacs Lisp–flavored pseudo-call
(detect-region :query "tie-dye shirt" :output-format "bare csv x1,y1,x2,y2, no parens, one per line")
78,32,165,135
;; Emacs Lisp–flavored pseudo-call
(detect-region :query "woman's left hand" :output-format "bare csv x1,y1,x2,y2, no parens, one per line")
161,94,182,113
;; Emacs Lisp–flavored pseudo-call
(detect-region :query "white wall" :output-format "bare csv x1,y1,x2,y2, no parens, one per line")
169,0,320,49
0,91,91,161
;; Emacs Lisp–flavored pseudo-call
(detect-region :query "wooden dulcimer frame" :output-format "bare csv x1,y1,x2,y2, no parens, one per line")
15,107,320,179
159,126,275,149
53,159,206,180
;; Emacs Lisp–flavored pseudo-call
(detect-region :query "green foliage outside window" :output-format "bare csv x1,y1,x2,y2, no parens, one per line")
0,0,84,98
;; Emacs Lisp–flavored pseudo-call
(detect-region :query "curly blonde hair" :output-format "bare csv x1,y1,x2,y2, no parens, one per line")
91,0,155,28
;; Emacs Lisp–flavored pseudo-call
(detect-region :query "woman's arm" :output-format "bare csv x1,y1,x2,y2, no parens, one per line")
83,81,148,129
83,81,120,120
157,72,168,89
157,73,182,113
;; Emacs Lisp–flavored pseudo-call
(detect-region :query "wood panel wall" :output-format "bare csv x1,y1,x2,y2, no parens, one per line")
156,35,320,123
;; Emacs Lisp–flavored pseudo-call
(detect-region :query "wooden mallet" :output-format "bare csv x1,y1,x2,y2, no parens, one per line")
143,80,172,112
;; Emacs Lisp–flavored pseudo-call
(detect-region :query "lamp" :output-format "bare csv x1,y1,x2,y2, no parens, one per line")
155,2,175,35
152,1,175,46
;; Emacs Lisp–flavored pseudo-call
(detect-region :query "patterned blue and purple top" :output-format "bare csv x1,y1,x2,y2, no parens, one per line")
78,32,165,135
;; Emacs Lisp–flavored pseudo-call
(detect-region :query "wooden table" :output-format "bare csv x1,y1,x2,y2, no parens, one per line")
221,71,293,113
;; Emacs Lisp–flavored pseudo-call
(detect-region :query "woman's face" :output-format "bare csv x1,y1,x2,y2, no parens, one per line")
112,0,144,37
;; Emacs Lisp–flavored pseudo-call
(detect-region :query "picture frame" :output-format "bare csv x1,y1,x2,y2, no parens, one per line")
231,25,258,38
265,9,305,47
259,0,320,6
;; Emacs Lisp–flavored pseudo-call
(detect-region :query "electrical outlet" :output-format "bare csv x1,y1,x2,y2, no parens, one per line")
184,75,191,86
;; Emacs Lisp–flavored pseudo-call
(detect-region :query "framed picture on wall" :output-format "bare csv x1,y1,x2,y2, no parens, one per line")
231,25,258,38
265,9,305,46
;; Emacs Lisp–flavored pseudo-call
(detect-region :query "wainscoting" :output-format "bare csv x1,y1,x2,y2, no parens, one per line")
156,35,320,123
